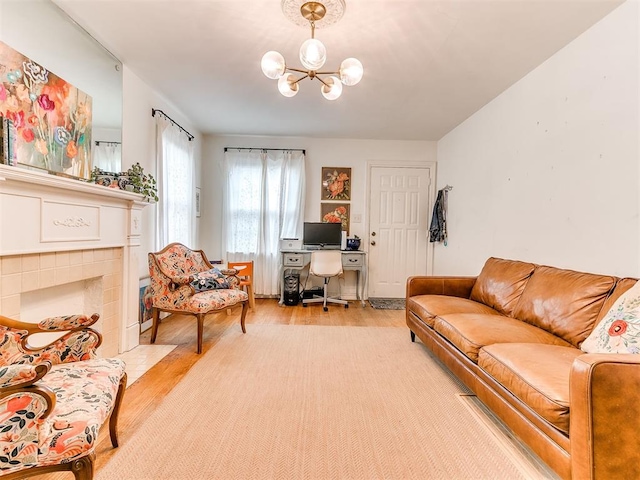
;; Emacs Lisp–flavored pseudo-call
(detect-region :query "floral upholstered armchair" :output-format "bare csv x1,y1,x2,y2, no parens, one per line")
148,242,249,353
0,313,127,480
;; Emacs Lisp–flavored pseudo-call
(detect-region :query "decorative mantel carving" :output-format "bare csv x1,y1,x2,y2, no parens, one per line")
53,217,92,227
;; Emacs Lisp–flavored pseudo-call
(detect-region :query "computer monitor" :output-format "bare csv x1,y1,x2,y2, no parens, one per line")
303,222,342,249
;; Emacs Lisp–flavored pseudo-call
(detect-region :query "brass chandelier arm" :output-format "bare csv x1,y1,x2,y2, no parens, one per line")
314,70,339,76
287,67,310,74
315,75,331,88
292,74,310,84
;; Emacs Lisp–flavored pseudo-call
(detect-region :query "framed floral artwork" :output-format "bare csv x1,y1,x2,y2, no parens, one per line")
322,167,351,201
0,41,93,179
321,202,350,235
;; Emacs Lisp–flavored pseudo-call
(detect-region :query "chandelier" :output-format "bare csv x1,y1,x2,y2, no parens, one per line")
260,0,363,100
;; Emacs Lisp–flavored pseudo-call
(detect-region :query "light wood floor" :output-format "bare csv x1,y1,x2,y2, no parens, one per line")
34,299,406,479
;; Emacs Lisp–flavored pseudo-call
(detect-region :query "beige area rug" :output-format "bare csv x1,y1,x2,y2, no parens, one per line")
98,326,548,480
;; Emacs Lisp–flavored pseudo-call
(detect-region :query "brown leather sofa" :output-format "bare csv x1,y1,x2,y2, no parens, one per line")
406,257,640,480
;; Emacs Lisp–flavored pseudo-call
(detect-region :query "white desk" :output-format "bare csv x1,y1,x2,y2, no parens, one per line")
279,250,366,306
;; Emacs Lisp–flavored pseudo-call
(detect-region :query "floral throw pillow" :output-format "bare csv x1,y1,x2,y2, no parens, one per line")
190,268,230,292
581,280,640,354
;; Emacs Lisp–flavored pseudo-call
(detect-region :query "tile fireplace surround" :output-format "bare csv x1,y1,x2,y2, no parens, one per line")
0,165,147,357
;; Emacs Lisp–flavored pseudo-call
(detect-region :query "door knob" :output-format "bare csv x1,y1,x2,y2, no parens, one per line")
371,241,376,246
371,232,376,236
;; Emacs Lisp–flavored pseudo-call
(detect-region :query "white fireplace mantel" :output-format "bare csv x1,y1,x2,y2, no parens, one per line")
0,164,149,354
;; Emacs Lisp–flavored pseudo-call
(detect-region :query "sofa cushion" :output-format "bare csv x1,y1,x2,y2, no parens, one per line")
469,257,536,316
408,295,501,328
478,344,583,434
512,266,616,347
433,314,572,363
581,279,640,354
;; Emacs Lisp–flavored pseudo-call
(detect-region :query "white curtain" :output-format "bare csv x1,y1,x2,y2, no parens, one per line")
93,142,121,172
155,115,195,249
223,149,305,296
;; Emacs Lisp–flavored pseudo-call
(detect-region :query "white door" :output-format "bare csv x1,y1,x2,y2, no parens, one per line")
368,166,434,298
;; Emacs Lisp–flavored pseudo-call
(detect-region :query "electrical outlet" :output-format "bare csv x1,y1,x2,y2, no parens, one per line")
353,214,362,223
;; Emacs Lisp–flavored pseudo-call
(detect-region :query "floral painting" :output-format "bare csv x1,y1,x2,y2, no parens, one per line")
0,41,92,179
321,202,350,235
322,167,351,201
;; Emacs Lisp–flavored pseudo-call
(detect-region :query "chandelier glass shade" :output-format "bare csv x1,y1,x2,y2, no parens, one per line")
261,0,363,100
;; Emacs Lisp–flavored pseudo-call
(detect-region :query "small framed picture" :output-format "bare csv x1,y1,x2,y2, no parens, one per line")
195,187,201,217
321,167,351,201
321,202,350,235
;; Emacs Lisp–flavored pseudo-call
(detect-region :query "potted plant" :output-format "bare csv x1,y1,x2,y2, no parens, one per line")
90,162,158,202
125,162,158,202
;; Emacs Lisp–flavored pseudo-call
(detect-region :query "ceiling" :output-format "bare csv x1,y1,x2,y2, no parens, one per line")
54,0,624,141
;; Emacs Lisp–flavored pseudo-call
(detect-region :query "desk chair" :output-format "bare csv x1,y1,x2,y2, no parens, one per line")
227,260,255,310
302,250,348,311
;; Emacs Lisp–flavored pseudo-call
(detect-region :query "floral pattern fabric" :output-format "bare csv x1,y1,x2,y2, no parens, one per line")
37,315,97,331
190,268,230,292
0,358,126,474
149,244,245,313
0,328,100,367
0,392,49,470
582,280,640,354
0,364,39,389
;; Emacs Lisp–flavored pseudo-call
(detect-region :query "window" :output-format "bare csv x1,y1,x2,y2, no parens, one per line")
223,149,305,295
155,116,195,248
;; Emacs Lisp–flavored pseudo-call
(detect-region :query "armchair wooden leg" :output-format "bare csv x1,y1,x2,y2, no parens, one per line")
196,313,205,354
240,301,248,334
150,308,160,344
109,373,127,447
247,285,256,310
71,453,95,480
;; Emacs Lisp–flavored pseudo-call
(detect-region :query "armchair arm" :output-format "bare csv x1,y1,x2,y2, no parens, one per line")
570,354,640,480
37,314,99,331
0,363,50,389
406,276,477,299
0,315,103,365
0,364,56,470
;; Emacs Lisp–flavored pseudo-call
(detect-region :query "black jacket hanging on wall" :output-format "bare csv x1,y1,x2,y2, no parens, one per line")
429,189,448,245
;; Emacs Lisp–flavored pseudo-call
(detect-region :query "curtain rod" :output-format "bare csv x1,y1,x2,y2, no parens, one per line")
224,147,306,154
94,141,121,146
151,108,194,141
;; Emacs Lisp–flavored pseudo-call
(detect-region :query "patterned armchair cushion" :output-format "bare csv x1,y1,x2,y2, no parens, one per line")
187,289,249,313
37,358,126,468
0,358,126,475
153,244,211,282
190,268,231,292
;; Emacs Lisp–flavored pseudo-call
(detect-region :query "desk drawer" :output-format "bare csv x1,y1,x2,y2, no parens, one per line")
283,253,305,267
342,253,363,267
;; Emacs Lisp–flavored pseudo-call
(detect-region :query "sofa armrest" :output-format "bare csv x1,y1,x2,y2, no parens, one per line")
406,276,477,299
570,354,640,480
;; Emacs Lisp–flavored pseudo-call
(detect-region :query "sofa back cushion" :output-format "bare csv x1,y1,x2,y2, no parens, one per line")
469,257,536,316
512,265,616,347
593,277,638,327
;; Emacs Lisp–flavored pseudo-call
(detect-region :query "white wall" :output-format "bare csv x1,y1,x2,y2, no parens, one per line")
436,0,639,277
122,66,203,277
200,135,436,260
